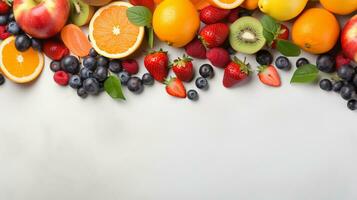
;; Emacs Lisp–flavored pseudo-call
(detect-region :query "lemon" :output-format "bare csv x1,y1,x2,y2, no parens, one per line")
258,0,308,21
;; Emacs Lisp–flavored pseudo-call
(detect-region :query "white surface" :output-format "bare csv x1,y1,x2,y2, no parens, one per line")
0,11,356,200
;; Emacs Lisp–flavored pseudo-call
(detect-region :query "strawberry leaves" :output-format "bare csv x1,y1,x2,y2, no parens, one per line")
260,15,301,57
127,6,154,48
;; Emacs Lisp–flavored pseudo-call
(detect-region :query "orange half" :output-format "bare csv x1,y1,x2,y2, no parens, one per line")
207,0,244,9
89,1,145,59
0,36,44,84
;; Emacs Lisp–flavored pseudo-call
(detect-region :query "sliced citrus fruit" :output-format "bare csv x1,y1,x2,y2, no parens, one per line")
0,36,44,84
207,0,244,9
89,1,145,59
61,24,92,57
191,0,210,10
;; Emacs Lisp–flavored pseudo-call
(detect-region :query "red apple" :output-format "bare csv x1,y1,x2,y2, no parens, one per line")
341,15,357,63
13,0,70,39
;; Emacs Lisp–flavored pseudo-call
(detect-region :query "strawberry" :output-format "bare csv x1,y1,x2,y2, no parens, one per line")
144,49,169,82
0,1,10,14
206,47,230,68
129,0,155,11
336,51,351,69
227,7,240,23
271,24,289,48
165,77,186,98
171,55,194,82
199,5,230,24
257,65,281,87
199,23,229,48
184,38,206,59
0,25,10,40
223,57,250,88
43,39,70,61
122,59,139,75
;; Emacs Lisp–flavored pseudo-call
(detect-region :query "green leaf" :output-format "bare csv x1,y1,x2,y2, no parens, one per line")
290,64,319,83
126,6,152,27
276,39,301,57
260,15,280,43
104,75,125,100
263,29,274,44
147,27,154,48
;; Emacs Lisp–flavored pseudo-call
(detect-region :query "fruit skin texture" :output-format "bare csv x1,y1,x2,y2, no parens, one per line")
61,24,92,57
319,79,332,91
129,0,155,11
336,52,351,69
292,8,340,55
184,38,206,59
206,0,244,9
316,54,335,73
144,50,169,82
241,0,258,10
320,0,357,15
0,1,10,14
165,77,187,98
199,5,230,24
206,47,230,68
258,65,280,87
223,57,250,88
43,39,70,61
13,0,70,39
258,0,308,21
199,23,229,48
54,71,69,86
271,24,289,49
171,55,194,82
341,15,357,63
122,59,139,75
81,0,112,6
153,0,200,47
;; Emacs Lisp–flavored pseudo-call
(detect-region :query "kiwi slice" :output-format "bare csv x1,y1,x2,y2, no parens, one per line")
70,0,95,27
229,16,266,55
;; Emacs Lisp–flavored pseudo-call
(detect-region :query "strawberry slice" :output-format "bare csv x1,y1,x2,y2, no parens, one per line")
258,65,281,87
165,77,187,98
43,39,70,61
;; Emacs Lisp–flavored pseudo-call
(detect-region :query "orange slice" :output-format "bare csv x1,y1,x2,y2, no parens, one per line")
0,36,44,84
89,1,145,59
207,0,244,9
191,0,210,10
61,24,92,57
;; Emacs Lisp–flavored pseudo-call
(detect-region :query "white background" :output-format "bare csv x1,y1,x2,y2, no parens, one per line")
0,5,356,200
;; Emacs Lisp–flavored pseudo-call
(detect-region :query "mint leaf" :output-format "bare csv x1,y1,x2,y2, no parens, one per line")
127,6,152,27
291,64,319,83
263,30,274,44
104,75,125,100
276,39,301,57
260,15,279,44
147,27,154,48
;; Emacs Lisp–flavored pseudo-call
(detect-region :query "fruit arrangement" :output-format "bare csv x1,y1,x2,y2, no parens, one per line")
0,0,356,110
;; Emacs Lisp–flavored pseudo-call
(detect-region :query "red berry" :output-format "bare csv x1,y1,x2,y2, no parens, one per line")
43,39,70,61
184,38,206,59
336,51,351,69
206,47,230,68
0,1,10,14
227,7,240,23
54,71,69,86
271,24,289,48
258,65,281,87
122,59,139,75
199,5,230,24
223,57,250,88
0,25,9,40
165,77,187,98
144,50,169,82
199,23,229,48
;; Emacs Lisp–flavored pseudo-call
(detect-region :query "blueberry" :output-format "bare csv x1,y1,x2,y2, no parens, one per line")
93,66,108,82
316,54,335,73
353,74,357,88
195,77,208,90
79,67,93,80
0,15,8,25
199,64,214,79
97,56,109,67
31,38,42,51
187,89,199,101
7,21,21,35
15,34,31,52
332,80,344,92
127,77,143,93
347,99,357,111
256,50,273,65
83,56,97,71
61,55,80,74
296,58,309,68
108,60,122,73
118,71,130,85
8,13,14,22
340,85,354,100
89,48,98,57
275,56,291,70
83,78,100,95
0,73,5,85
319,79,332,91
77,87,88,98
50,60,61,72
69,75,82,89
337,65,355,81
142,73,154,85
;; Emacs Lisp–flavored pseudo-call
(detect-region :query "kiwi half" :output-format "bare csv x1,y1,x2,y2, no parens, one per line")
229,16,266,55
70,0,95,27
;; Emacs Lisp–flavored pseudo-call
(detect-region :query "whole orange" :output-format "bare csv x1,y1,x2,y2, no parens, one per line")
320,0,357,15
292,8,340,54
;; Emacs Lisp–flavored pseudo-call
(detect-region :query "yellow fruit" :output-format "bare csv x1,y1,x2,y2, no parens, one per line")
207,0,244,9
258,0,308,21
89,2,145,59
0,36,44,84
320,0,357,15
292,8,340,54
153,0,200,47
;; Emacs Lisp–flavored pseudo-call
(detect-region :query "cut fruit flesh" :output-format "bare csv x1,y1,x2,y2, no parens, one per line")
70,0,95,27
61,24,92,57
207,0,244,9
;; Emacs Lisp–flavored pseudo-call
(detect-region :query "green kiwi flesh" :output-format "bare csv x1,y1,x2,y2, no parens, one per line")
229,16,266,55
70,0,94,27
